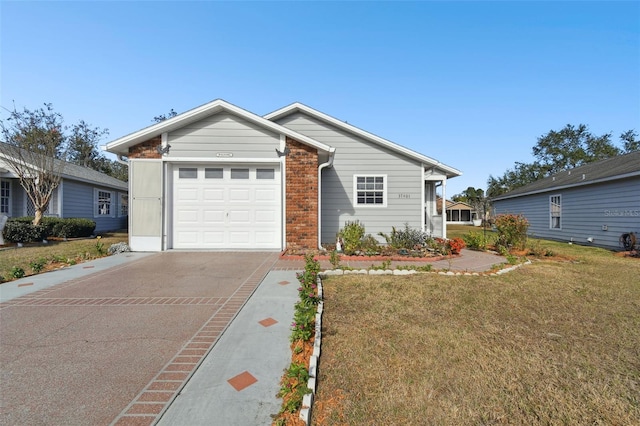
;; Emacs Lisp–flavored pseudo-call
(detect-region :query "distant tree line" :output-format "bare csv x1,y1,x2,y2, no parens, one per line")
486,124,639,198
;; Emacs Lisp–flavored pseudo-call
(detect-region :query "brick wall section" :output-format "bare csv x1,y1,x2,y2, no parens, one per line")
285,137,319,250
128,136,162,159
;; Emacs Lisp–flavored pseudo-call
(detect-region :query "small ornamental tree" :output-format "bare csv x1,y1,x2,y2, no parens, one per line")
494,214,529,252
0,104,67,226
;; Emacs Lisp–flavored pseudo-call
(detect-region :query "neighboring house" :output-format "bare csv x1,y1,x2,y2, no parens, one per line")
442,199,477,224
105,99,461,252
0,153,128,233
492,150,640,250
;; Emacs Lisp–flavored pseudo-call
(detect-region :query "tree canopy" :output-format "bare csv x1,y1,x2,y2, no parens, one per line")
487,125,638,198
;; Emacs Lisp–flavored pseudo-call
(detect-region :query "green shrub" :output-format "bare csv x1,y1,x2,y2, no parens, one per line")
29,258,47,274
338,220,366,255
51,218,96,238
3,217,96,241
2,220,46,243
379,223,429,249
494,214,529,252
463,231,488,251
10,266,25,279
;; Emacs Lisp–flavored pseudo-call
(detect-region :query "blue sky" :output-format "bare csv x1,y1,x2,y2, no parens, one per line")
1,1,638,197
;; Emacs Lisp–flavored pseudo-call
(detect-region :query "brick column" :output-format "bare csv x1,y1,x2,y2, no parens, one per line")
285,137,319,250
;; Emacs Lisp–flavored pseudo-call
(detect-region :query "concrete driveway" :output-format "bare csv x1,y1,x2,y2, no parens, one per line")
0,252,280,426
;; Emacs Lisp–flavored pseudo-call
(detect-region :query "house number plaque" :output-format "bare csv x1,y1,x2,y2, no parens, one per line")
398,193,411,199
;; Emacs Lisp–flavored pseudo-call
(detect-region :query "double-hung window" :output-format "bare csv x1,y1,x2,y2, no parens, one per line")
1,180,10,215
550,195,561,229
119,193,128,217
354,175,387,207
95,189,115,217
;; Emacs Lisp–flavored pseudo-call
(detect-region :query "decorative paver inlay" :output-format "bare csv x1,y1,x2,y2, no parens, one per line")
278,280,291,285
17,282,34,287
227,371,258,391
259,317,278,327
6,297,224,306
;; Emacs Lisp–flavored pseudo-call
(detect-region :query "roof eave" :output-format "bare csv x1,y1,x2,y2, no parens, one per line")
492,171,640,201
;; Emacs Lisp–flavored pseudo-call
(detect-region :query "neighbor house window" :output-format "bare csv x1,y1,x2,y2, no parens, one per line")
354,175,387,207
95,189,114,217
1,180,10,215
119,193,128,217
550,195,561,229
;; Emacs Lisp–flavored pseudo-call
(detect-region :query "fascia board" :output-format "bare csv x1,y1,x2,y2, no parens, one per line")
265,102,462,177
105,99,333,155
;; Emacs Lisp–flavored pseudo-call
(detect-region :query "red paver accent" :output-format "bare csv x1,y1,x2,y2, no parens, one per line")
113,415,156,426
17,282,34,287
278,280,291,285
124,403,166,415
82,265,95,269
185,343,210,349
259,317,278,327
227,371,258,391
147,381,182,391
137,391,174,403
174,356,202,363
156,372,189,381
180,349,207,356
164,363,196,372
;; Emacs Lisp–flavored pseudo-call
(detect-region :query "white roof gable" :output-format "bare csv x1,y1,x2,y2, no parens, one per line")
105,99,334,156
264,102,462,178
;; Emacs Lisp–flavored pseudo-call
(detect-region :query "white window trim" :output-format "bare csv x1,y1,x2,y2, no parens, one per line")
549,194,561,230
118,192,129,217
94,188,115,218
353,174,387,208
1,179,11,216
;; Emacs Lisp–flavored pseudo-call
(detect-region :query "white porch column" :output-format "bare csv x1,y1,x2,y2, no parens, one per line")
441,178,447,239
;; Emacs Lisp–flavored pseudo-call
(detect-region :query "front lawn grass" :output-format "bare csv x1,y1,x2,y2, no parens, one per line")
0,232,128,282
312,240,640,425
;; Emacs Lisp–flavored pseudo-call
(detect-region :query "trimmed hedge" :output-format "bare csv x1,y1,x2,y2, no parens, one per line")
2,217,96,242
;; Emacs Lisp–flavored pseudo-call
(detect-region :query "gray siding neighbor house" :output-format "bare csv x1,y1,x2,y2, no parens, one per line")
105,99,461,252
0,153,128,233
492,150,640,250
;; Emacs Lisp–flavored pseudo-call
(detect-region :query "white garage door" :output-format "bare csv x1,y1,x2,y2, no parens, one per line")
172,164,282,249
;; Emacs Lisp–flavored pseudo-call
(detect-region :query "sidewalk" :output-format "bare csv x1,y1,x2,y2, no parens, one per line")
156,270,299,425
0,251,154,303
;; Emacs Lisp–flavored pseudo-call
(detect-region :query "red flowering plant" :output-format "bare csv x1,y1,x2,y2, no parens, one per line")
447,237,466,254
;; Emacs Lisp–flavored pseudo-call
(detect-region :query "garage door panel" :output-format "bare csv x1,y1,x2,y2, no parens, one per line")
173,164,281,249
203,231,224,244
203,189,224,201
176,231,198,245
255,231,276,244
255,188,277,202
203,209,225,224
229,231,250,244
177,188,198,201
228,210,250,223
255,210,276,223
176,209,199,224
229,188,250,202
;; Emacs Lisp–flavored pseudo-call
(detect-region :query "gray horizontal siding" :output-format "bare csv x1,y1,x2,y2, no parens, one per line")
493,177,640,250
278,113,424,244
168,113,281,159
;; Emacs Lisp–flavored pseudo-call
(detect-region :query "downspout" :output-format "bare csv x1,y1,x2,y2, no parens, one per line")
317,147,336,250
116,154,128,165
